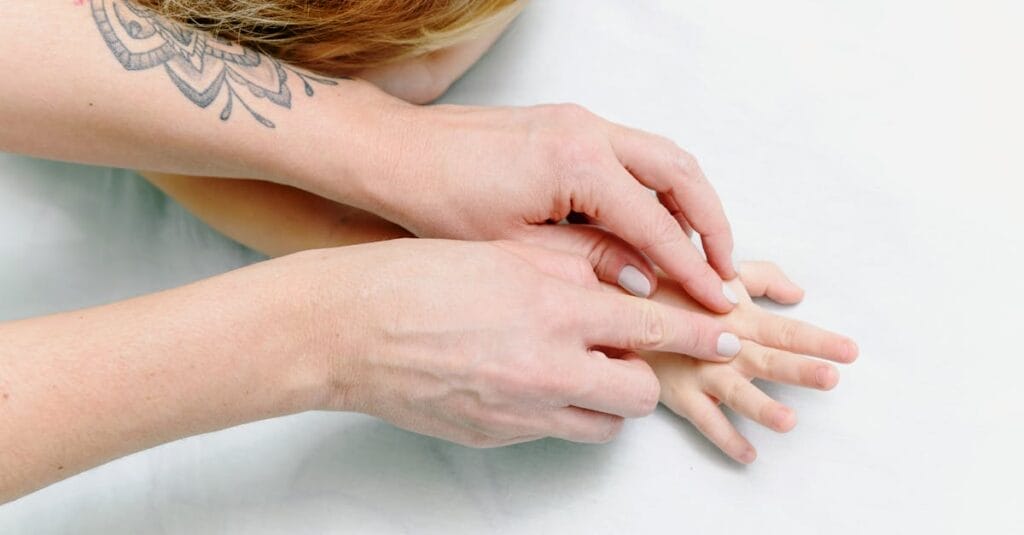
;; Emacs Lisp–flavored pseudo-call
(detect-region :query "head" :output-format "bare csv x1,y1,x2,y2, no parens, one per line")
136,0,519,76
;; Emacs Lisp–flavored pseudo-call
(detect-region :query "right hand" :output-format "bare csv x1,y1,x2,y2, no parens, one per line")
643,262,859,463
280,239,741,447
327,102,738,312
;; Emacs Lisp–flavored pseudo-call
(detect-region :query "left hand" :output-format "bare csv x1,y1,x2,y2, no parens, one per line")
643,261,859,463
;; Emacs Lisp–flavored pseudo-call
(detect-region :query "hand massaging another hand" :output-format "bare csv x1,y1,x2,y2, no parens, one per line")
282,238,742,447
287,98,739,313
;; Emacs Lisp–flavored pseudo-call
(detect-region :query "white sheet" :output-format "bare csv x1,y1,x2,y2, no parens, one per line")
2,0,1022,532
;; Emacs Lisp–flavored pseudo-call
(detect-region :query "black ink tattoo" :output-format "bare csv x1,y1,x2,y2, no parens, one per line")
89,0,341,128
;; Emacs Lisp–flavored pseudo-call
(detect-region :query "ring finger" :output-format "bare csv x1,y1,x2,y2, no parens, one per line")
735,341,841,391
703,370,797,433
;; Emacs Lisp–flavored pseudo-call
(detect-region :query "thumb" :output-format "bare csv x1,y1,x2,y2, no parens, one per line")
519,224,659,298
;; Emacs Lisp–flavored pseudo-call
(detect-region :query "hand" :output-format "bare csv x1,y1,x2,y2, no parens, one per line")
288,239,743,447
641,261,859,463
347,103,737,312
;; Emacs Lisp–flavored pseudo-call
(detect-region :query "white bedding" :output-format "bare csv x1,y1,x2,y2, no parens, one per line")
1,0,1021,532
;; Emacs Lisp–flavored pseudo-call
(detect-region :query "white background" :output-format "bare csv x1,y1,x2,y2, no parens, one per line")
2,0,1023,532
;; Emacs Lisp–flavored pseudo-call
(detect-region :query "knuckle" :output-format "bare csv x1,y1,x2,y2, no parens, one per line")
776,321,800,347
723,379,745,407
532,105,604,173
687,401,720,425
550,102,592,121
685,316,714,355
550,136,604,173
672,149,702,178
631,301,665,348
758,349,778,374
636,212,687,252
567,256,596,286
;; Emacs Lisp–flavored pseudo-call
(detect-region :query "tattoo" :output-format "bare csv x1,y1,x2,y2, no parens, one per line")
88,0,341,128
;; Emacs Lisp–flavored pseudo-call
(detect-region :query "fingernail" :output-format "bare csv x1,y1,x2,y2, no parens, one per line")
739,447,757,464
815,366,837,389
716,332,741,358
722,282,738,305
617,265,651,297
843,339,860,361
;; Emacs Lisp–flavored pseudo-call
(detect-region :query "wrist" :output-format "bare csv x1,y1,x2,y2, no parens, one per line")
204,255,336,417
267,79,418,213
257,248,373,414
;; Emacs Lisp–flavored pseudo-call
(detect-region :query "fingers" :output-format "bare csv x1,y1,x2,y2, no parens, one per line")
665,390,756,464
490,240,601,290
608,126,736,280
703,371,797,433
564,351,661,418
521,224,658,297
657,192,693,237
588,169,734,312
738,261,805,304
735,341,840,390
545,406,626,444
579,291,742,362
749,311,859,364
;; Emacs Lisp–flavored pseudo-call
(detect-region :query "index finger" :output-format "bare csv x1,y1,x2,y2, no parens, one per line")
589,171,735,313
608,125,736,279
577,289,743,362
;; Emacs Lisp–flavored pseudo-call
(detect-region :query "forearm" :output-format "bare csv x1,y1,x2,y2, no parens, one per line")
0,259,324,502
0,1,404,201
141,172,411,257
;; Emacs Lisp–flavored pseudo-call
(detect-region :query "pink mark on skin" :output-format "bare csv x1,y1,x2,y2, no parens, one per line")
73,0,85,6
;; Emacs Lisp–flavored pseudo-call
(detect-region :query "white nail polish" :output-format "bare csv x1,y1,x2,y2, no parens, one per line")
617,265,651,297
717,333,741,358
722,282,738,305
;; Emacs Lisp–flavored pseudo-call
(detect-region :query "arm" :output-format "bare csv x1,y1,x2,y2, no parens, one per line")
0,1,403,198
3,234,748,502
141,172,410,257
139,179,859,463
4,2,741,315
0,256,324,502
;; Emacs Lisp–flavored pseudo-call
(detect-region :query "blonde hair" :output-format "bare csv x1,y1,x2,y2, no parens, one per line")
135,0,519,75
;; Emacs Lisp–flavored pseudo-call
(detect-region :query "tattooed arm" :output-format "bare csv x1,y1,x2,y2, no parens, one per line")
2,2,740,312
0,0,400,197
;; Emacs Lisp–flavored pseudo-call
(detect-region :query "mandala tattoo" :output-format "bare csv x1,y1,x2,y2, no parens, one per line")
89,0,341,128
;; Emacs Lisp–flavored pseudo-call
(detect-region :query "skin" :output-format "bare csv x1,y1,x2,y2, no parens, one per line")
0,237,744,503
139,173,858,465
1,1,737,313
0,1,854,502
350,2,526,105
137,14,857,464
647,263,858,463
